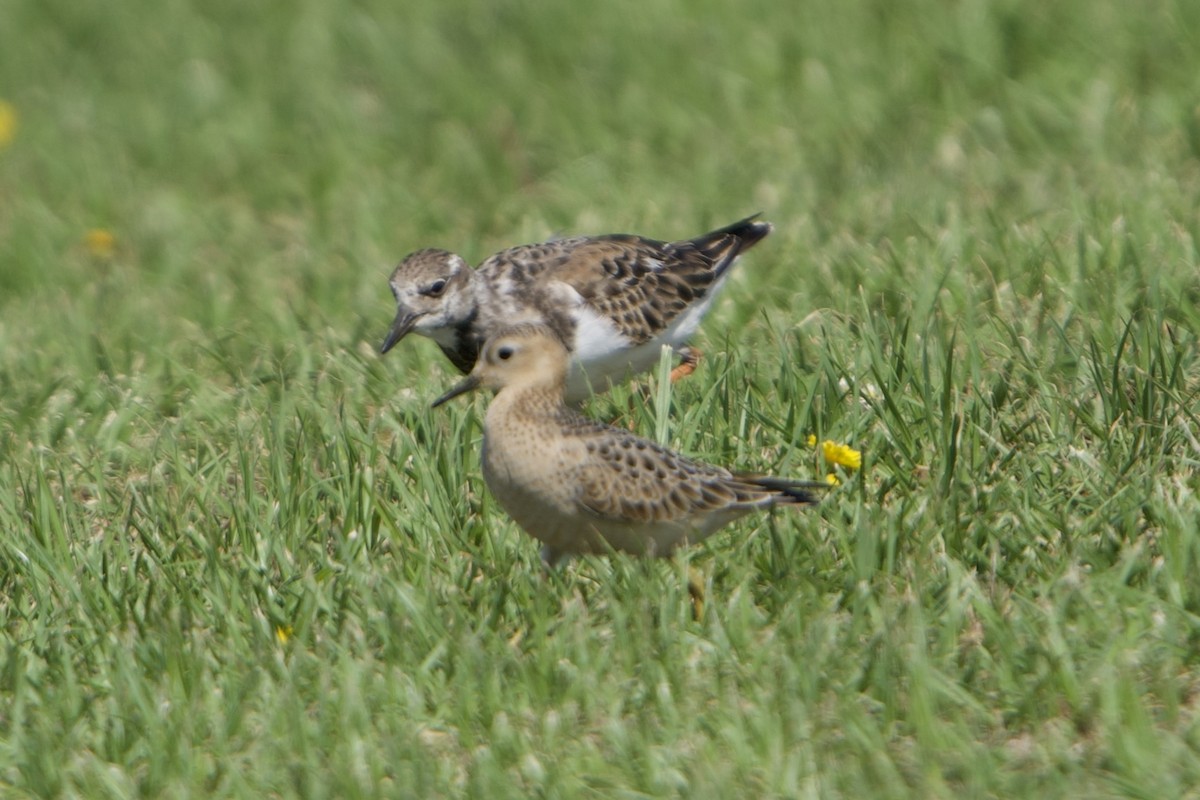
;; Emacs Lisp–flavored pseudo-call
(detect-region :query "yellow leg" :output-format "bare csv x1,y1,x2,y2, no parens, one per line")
687,565,705,621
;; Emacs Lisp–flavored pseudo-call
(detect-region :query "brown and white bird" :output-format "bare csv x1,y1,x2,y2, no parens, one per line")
432,324,826,565
382,215,772,404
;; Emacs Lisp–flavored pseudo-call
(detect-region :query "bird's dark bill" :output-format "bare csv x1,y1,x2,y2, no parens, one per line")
380,310,419,354
431,374,481,407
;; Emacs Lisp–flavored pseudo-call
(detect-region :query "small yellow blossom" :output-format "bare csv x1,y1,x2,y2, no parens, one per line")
825,473,840,486
0,100,16,149
84,228,116,258
822,440,862,470
806,434,817,447
275,625,293,645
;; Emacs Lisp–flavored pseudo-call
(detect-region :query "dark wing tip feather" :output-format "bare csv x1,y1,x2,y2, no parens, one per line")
688,214,773,278
707,213,773,245
741,475,831,506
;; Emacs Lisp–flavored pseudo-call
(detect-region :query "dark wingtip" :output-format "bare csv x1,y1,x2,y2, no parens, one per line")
692,214,773,276
746,475,832,506
708,213,772,244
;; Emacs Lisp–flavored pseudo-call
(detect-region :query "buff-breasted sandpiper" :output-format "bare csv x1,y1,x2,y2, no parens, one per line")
432,324,826,564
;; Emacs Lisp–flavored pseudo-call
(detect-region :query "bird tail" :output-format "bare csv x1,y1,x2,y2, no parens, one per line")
688,214,773,278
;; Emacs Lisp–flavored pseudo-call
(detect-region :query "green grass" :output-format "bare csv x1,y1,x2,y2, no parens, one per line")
3,0,1200,796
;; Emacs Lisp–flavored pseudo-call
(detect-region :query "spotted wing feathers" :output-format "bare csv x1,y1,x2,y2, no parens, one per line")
562,414,823,523
477,215,772,345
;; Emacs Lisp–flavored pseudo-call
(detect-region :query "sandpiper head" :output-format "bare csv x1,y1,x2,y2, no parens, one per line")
432,324,569,407
380,249,475,354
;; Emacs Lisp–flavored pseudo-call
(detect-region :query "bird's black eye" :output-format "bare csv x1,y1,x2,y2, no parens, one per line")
421,279,448,297
497,346,514,361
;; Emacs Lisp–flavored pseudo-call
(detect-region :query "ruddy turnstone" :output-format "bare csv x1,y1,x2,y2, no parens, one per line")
382,215,772,403
432,324,826,564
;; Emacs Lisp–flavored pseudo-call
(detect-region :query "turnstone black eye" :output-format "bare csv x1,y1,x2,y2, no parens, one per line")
422,279,447,297
497,345,515,361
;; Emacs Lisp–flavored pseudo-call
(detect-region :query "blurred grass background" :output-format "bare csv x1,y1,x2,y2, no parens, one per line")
2,0,1200,796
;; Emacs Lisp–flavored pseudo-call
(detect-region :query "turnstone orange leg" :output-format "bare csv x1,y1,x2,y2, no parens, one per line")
669,347,702,383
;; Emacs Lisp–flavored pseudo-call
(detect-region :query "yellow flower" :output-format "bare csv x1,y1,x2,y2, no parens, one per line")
84,228,116,258
275,624,293,645
806,434,817,447
0,100,16,149
825,473,840,486
822,440,862,470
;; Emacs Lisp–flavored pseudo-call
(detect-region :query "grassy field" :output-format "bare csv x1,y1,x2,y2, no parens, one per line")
3,0,1200,796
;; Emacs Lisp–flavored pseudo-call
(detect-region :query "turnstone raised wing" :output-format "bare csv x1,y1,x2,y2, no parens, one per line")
432,324,826,564
382,215,771,403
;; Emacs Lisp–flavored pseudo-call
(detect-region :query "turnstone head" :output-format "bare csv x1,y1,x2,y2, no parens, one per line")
432,324,827,564
383,215,772,403
380,248,479,372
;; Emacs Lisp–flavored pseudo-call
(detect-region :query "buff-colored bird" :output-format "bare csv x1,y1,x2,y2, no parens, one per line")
433,324,826,564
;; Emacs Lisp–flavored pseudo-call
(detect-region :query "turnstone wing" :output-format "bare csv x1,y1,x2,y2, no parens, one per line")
382,215,772,403
432,324,826,564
